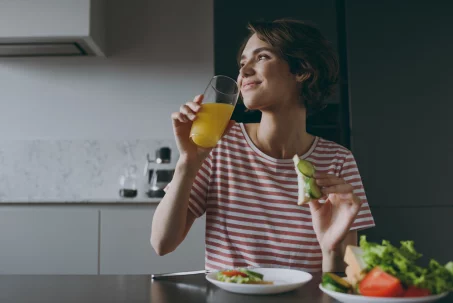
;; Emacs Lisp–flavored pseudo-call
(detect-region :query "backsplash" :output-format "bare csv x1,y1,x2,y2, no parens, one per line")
0,139,178,203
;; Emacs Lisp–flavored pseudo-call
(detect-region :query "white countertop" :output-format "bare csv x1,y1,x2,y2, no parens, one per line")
0,198,161,204
0,138,177,205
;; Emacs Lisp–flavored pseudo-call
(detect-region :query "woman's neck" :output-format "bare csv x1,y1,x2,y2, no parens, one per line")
247,106,315,159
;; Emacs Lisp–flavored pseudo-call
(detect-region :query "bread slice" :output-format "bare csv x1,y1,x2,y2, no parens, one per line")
344,245,367,285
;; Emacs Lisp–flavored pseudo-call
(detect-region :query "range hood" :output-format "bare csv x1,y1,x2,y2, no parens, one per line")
0,0,106,57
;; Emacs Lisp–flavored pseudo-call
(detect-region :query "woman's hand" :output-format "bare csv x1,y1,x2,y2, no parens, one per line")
308,172,362,253
171,94,235,168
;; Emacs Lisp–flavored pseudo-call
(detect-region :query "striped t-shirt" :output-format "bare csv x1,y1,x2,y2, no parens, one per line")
187,122,375,272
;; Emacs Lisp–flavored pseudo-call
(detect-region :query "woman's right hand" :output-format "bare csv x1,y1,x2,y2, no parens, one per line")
171,95,235,168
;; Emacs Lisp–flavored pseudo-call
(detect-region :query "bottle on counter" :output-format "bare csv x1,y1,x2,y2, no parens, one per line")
119,164,138,198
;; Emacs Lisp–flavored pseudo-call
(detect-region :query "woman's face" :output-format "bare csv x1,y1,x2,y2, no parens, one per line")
238,34,301,111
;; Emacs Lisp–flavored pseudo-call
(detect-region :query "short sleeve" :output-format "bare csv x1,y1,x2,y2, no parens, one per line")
187,154,213,217
340,152,376,231
164,153,213,218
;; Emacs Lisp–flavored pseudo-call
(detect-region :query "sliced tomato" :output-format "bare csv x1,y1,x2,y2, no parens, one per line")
403,286,431,297
359,267,404,297
221,270,247,277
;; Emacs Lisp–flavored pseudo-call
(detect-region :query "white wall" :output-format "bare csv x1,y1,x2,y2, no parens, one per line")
0,0,213,140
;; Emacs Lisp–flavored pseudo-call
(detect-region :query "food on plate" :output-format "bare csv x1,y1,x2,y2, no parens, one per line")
292,155,322,205
358,267,405,297
344,245,367,286
321,236,453,298
216,268,273,284
322,272,352,293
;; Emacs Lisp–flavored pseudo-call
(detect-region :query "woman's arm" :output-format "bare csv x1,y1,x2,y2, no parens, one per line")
322,230,357,272
151,94,221,256
150,157,200,256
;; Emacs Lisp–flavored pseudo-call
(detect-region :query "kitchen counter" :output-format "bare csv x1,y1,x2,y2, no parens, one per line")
0,198,161,204
0,274,450,303
0,138,177,205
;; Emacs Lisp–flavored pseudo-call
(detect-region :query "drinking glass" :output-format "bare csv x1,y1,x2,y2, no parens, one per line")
190,75,239,148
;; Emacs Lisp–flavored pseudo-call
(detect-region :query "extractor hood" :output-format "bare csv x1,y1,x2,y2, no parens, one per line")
0,0,106,57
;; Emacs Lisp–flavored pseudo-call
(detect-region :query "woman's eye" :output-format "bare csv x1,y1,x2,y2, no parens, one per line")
258,54,269,61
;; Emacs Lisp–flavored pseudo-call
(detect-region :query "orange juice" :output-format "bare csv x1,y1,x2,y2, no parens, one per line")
190,103,235,148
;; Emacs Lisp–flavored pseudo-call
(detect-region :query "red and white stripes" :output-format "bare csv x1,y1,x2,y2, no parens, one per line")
187,122,375,272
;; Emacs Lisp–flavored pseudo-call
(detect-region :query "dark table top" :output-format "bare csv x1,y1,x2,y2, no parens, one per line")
0,274,451,303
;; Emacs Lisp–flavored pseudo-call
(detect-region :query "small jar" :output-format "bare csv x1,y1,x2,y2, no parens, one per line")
119,165,138,198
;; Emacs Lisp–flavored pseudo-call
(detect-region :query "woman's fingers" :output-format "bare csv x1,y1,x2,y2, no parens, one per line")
171,111,189,123
193,94,204,104
171,95,204,125
174,101,202,123
185,101,201,113
315,173,354,195
321,183,353,195
179,104,197,121
308,198,323,212
327,193,362,207
315,172,346,184
316,177,344,186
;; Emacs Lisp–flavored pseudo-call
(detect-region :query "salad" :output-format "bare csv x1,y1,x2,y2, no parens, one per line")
322,236,453,297
216,268,273,284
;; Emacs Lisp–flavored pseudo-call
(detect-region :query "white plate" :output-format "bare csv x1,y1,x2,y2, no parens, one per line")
319,284,449,303
205,268,312,295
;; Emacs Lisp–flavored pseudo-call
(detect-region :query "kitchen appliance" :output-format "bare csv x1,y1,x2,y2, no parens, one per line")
144,147,174,198
0,0,106,57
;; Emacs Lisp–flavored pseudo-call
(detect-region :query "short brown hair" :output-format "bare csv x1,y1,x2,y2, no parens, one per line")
238,19,339,113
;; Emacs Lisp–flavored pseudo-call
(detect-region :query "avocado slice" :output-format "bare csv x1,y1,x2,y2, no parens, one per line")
296,158,315,177
322,273,352,293
323,282,350,293
240,269,264,280
306,177,322,199
293,155,321,204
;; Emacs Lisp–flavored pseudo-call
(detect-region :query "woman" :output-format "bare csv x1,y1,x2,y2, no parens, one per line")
151,19,375,272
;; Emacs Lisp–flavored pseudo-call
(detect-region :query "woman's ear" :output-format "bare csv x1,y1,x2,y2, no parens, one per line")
296,72,311,83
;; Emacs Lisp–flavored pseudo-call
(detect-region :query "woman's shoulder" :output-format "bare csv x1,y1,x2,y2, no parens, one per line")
314,137,353,158
223,121,246,138
214,121,248,149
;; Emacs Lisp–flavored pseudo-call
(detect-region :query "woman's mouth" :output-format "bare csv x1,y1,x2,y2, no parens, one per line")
242,81,261,91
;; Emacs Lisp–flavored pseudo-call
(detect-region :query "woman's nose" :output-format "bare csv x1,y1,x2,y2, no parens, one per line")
240,61,255,78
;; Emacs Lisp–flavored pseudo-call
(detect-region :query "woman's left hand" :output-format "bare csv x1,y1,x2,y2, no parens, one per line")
309,172,362,253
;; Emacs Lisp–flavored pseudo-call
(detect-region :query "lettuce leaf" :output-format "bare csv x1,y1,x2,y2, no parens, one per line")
359,235,453,294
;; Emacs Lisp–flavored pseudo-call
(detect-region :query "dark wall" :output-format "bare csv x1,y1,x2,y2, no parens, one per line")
214,0,338,78
215,0,453,264
346,0,453,264
214,0,348,145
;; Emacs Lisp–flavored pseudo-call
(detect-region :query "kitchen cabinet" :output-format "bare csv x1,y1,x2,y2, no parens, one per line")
0,0,106,56
346,0,453,261
0,204,206,275
0,207,98,274
346,0,453,207
99,206,206,274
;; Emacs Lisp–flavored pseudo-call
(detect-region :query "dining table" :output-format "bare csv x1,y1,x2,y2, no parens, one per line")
0,273,450,302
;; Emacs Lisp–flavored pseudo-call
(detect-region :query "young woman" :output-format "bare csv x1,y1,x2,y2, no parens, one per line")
151,19,375,272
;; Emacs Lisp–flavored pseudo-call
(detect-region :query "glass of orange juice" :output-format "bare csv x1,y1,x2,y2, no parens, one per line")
190,75,239,148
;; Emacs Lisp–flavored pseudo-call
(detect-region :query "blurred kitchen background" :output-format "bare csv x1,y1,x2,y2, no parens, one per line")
0,0,451,275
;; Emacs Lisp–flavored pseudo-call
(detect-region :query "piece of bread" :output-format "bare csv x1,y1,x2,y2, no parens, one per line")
344,245,367,286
